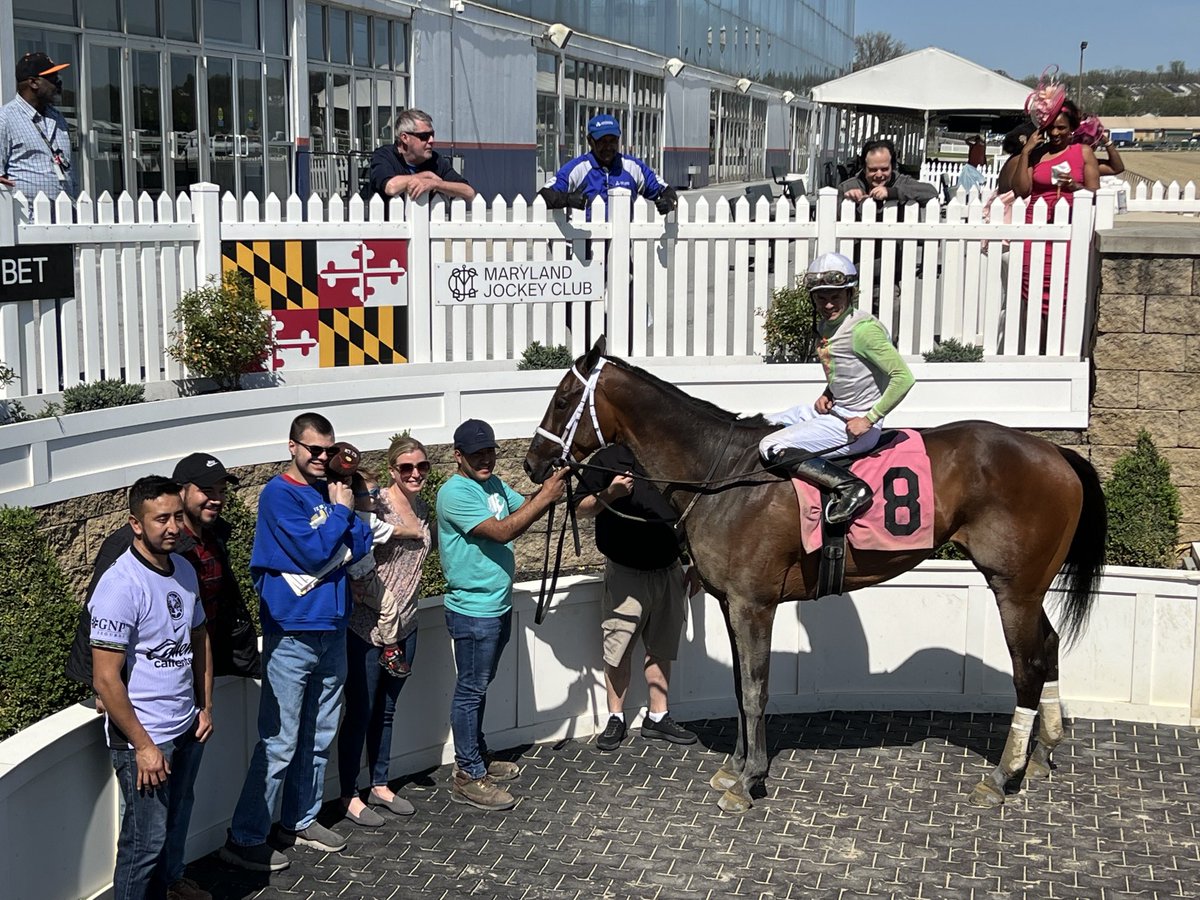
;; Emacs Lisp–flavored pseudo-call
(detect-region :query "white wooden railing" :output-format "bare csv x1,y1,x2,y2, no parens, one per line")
0,184,1113,401
1118,178,1200,212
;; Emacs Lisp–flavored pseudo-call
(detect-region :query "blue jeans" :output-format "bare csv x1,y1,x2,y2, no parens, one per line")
230,629,347,844
110,721,205,900
445,609,511,780
337,628,418,797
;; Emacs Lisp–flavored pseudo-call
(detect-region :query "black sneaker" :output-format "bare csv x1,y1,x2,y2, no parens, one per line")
640,715,697,745
596,715,626,752
218,835,290,872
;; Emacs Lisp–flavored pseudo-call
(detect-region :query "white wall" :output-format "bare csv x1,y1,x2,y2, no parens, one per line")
0,358,1088,509
2,565,1198,900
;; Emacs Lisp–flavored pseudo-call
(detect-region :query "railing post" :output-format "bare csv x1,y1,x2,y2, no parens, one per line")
1064,189,1095,361
608,187,632,357
191,182,221,285
815,186,837,255
406,194,433,364
0,190,20,399
1093,186,1117,232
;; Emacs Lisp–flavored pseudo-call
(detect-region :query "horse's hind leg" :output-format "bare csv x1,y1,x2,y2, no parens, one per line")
969,594,1051,808
716,597,776,815
1027,611,1063,779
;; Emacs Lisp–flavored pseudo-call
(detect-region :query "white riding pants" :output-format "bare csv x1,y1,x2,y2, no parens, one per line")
759,403,882,460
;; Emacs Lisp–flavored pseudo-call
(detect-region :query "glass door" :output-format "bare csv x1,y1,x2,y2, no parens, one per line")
87,42,127,198
169,54,201,193
130,50,165,197
204,54,269,198
205,55,237,195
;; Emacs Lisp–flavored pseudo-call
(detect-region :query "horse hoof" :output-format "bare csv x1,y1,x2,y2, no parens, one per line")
967,779,1006,808
1026,758,1052,780
709,765,739,792
718,787,752,814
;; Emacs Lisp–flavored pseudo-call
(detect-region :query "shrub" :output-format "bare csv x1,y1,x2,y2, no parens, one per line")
61,378,145,414
0,508,89,739
169,270,276,391
922,338,984,362
931,542,968,561
760,281,818,363
518,341,574,371
222,489,261,636
1104,430,1180,568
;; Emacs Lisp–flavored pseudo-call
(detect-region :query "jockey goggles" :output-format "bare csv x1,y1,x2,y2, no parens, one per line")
804,270,857,290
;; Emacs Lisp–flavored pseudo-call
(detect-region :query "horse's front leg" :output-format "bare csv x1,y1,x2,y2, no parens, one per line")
1026,614,1064,779
709,599,745,792
717,597,776,814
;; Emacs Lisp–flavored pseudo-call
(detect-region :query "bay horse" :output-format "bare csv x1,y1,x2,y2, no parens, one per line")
524,336,1106,814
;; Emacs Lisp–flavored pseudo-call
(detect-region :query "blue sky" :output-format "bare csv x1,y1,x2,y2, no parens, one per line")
852,0,1198,80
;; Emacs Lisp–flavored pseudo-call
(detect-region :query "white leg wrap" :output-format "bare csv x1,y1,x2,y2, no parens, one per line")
1038,681,1064,746
999,706,1037,775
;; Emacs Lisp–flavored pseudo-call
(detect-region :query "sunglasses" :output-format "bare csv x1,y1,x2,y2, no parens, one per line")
392,461,431,477
804,271,855,289
297,441,336,458
354,487,382,499
402,129,435,141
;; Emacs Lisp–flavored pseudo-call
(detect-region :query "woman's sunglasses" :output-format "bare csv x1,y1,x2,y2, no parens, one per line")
392,461,431,477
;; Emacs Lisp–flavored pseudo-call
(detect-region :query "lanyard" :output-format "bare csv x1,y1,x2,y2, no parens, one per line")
32,114,68,182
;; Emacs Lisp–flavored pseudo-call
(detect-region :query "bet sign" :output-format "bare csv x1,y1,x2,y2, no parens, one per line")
0,244,74,301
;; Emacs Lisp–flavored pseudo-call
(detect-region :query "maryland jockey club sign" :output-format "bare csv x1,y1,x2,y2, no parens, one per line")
433,260,600,305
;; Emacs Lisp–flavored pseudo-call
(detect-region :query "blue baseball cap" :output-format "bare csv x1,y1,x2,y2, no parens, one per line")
587,114,622,139
453,418,497,455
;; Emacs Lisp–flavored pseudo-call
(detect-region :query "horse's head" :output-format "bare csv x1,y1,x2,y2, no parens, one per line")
524,335,613,483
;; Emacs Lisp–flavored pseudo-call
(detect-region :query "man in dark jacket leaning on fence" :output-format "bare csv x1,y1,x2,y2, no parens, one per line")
65,452,261,692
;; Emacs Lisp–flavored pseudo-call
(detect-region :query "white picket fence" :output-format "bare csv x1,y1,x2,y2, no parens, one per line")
0,184,1114,399
1118,178,1200,212
919,159,1002,196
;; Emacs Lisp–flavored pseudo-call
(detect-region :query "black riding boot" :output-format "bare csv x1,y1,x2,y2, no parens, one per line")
764,449,873,525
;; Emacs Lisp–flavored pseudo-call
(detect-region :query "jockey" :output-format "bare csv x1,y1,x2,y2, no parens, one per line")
759,252,915,524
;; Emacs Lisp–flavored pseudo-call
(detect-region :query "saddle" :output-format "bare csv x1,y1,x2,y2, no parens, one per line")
794,430,935,599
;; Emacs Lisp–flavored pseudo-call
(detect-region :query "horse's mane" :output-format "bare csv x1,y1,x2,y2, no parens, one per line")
603,356,773,428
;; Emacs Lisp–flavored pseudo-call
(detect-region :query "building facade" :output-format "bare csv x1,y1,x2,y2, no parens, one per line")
2,0,853,202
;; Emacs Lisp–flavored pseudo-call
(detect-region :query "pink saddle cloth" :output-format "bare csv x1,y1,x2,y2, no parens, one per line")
794,429,935,554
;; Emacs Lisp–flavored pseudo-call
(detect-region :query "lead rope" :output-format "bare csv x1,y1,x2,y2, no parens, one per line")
535,470,581,625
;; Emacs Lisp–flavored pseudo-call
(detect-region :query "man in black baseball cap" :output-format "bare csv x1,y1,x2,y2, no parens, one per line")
1,50,77,201
66,452,260,690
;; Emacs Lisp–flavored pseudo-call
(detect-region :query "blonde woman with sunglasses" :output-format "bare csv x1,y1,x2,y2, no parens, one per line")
337,435,434,827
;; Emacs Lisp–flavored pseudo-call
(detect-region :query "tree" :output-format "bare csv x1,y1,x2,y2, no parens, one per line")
1100,84,1134,117
1168,60,1186,79
853,32,906,71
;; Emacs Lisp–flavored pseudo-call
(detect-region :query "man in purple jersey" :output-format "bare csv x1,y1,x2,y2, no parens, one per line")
90,476,214,900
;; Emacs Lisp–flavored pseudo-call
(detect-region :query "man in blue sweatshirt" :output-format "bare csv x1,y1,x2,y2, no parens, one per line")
221,412,373,872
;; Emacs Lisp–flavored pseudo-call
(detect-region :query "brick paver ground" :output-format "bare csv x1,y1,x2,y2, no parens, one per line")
190,711,1200,899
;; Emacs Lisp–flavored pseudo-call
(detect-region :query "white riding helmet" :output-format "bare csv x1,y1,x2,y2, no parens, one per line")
804,252,858,291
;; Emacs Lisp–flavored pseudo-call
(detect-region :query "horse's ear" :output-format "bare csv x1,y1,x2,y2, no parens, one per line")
582,335,606,371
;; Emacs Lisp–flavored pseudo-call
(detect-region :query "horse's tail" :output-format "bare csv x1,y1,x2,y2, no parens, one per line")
1052,446,1107,646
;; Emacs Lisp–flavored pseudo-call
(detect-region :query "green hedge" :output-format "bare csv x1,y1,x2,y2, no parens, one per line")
1104,430,1180,568
0,508,88,739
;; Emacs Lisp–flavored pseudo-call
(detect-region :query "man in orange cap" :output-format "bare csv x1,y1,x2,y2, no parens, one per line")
0,51,77,201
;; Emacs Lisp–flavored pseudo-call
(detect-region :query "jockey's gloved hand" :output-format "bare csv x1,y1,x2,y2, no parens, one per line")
537,187,573,211
654,187,679,215
566,190,588,210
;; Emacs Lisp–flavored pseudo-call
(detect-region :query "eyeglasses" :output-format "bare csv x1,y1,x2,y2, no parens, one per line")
804,271,855,289
298,442,336,458
402,130,435,141
354,487,382,499
392,461,431,477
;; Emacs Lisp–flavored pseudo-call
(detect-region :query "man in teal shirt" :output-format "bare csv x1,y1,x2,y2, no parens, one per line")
437,419,567,810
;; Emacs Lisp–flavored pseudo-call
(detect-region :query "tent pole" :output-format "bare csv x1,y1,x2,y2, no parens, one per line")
923,110,930,163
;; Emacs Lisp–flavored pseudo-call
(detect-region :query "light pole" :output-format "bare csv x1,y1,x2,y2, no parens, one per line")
1078,41,1088,104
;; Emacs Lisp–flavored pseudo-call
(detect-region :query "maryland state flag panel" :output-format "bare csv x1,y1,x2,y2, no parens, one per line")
221,238,409,370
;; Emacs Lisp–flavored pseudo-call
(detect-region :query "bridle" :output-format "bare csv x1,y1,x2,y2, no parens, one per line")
534,357,608,462
532,358,609,624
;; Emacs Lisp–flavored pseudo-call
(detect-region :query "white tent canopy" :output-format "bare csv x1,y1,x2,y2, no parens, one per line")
810,47,1031,115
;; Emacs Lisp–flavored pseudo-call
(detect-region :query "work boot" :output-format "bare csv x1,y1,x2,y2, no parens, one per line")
451,769,516,811
764,449,872,525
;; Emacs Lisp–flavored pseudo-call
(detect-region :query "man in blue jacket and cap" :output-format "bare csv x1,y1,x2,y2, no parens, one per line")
539,113,677,214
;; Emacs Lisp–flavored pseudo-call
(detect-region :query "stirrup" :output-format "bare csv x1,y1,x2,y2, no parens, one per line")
824,483,872,525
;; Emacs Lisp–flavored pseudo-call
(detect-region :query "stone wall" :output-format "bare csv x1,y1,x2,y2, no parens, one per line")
35,439,603,602
1092,226,1200,543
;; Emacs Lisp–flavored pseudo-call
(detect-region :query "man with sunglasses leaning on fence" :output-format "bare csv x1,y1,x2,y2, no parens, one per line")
759,253,915,524
0,51,78,204
366,108,476,203
221,412,373,872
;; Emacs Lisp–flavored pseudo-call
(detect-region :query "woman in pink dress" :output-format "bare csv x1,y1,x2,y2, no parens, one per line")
1012,100,1099,344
